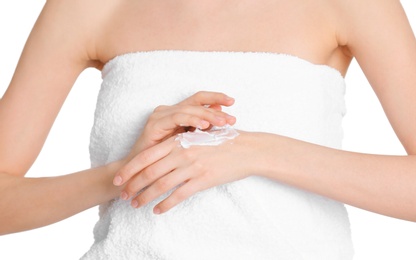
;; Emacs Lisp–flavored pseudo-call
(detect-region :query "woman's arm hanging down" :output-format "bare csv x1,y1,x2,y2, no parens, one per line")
0,0,235,235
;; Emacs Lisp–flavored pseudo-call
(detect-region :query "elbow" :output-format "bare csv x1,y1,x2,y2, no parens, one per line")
0,173,25,235
0,195,30,236
0,215,25,236
0,201,18,235
408,205,416,223
402,213,416,223
395,198,416,223
0,219,14,236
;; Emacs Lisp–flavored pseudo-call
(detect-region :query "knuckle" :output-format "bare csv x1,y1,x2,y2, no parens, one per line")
153,105,167,113
181,149,196,161
119,165,134,180
208,107,221,115
193,161,205,172
156,179,170,191
140,150,153,164
141,169,154,182
124,183,138,196
137,194,147,205
194,91,205,98
179,105,193,114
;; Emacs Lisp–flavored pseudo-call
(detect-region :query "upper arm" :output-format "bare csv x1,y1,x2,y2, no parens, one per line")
0,0,102,176
342,0,416,154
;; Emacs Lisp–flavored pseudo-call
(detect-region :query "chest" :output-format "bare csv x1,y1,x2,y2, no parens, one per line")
98,0,339,64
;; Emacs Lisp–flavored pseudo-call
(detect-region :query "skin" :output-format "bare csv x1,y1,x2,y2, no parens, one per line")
0,0,415,234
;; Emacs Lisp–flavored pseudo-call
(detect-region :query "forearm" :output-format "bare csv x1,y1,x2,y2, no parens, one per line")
252,132,416,222
0,160,123,235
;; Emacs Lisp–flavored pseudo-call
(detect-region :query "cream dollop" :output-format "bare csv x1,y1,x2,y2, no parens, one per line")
175,125,239,148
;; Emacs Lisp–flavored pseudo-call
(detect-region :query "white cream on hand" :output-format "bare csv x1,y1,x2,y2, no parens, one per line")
175,125,239,148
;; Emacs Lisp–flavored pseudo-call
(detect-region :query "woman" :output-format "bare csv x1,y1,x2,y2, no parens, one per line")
0,0,414,258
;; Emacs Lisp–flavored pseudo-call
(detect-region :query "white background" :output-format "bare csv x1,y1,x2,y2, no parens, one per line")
0,1,415,259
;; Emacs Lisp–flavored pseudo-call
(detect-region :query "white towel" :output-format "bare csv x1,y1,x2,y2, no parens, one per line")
83,51,353,260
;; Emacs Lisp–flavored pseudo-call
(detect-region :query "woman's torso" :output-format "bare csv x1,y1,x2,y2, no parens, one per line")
83,1,354,259
84,50,353,259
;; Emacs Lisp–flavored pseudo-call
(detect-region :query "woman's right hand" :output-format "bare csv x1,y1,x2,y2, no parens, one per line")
124,91,236,162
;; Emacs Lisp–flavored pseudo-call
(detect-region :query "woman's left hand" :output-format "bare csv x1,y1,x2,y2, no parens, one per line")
113,131,256,214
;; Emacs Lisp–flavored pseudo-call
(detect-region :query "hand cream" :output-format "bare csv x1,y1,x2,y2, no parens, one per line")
176,125,239,148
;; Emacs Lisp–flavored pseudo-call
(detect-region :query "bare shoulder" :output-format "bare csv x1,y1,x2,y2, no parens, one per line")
44,0,117,15
42,0,121,64
334,0,408,46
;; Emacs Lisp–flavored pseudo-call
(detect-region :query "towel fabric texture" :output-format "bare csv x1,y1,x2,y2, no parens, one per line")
82,50,354,260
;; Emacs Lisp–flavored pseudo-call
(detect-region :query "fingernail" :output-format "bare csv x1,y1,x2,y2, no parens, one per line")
153,207,161,214
120,192,128,200
113,176,123,186
131,200,139,208
225,95,234,100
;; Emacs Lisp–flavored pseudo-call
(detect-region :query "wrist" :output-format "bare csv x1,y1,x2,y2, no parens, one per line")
234,131,276,178
254,133,320,189
242,132,290,179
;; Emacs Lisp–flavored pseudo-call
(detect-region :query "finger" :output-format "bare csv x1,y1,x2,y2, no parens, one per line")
130,168,191,208
121,150,182,199
156,113,210,130
156,107,234,130
113,137,178,186
179,91,235,107
153,179,203,214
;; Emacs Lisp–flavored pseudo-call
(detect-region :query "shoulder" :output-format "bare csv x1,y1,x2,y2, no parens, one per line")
44,0,117,11
42,0,122,64
41,0,118,34
332,0,407,47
